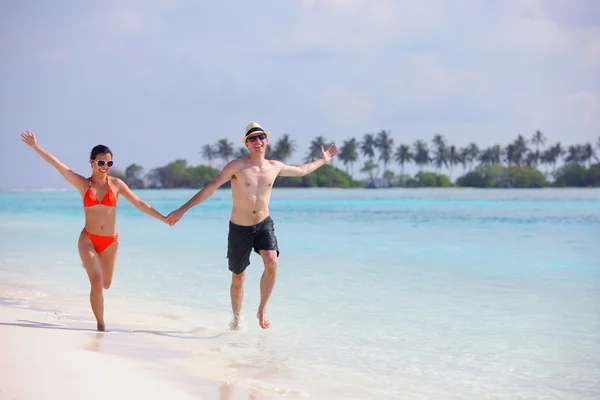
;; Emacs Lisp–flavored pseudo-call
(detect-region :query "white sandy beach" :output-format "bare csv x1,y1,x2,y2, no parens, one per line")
0,304,258,400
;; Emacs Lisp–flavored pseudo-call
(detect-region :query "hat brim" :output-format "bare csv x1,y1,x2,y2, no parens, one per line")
243,131,270,144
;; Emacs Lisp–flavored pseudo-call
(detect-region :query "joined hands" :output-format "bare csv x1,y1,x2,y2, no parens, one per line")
165,208,184,226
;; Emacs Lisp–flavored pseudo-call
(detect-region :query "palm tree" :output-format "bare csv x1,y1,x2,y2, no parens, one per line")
460,143,479,172
413,140,430,171
524,150,540,169
265,145,273,159
394,144,413,176
580,143,597,166
339,137,359,176
201,144,216,166
216,139,233,166
531,130,546,152
272,134,296,162
431,134,448,174
527,130,545,170
542,143,563,174
305,136,327,162
505,135,528,166
360,160,379,186
491,145,503,164
504,144,516,166
360,133,376,162
383,169,395,182
479,145,502,165
375,130,394,173
565,145,583,164
479,147,493,164
540,149,553,175
234,146,248,159
447,145,462,181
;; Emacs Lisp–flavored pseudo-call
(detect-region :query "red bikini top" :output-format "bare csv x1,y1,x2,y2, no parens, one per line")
83,177,117,208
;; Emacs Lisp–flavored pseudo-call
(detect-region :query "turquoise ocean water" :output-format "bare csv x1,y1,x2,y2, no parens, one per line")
1,188,599,399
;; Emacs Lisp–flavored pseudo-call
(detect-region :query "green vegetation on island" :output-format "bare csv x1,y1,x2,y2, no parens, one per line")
110,131,600,189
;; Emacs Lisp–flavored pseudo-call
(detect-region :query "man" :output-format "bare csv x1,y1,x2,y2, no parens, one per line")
166,122,338,329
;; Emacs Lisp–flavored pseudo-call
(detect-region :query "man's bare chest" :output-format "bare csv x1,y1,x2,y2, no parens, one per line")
234,167,278,189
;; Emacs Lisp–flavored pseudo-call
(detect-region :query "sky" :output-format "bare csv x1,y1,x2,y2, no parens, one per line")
1,0,599,189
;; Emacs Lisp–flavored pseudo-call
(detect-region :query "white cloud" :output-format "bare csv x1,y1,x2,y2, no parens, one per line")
76,0,174,36
518,0,547,20
282,0,449,54
583,33,600,69
407,54,454,103
316,87,374,125
566,91,600,123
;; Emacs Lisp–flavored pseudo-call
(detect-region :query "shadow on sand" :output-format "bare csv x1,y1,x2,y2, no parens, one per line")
0,319,230,340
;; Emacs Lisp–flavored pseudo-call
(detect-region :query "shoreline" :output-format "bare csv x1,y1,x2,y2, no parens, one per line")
0,285,265,400
0,278,315,399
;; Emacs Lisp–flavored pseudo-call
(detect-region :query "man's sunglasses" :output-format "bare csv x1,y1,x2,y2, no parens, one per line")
247,134,267,143
92,160,114,167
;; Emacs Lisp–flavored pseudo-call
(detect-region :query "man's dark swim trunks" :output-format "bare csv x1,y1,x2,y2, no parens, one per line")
227,216,279,275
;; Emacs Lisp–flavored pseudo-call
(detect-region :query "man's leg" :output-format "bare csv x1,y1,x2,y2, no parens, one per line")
230,270,246,330
227,220,254,330
257,250,278,329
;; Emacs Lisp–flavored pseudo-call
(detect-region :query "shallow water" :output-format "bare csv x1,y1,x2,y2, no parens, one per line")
1,188,599,399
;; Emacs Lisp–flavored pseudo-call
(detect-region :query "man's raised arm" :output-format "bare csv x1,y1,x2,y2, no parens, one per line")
278,144,338,177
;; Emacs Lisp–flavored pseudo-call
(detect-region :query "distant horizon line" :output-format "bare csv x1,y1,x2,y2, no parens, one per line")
1,187,598,192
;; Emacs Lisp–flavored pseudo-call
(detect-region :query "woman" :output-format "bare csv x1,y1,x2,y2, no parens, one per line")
21,130,168,331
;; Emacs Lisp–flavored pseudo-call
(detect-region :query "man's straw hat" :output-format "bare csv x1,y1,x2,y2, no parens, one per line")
243,122,270,144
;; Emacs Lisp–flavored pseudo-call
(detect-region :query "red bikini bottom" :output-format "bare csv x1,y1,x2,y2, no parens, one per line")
82,228,118,254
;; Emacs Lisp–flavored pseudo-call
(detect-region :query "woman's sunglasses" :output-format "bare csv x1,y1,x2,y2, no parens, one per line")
247,134,267,143
92,160,114,167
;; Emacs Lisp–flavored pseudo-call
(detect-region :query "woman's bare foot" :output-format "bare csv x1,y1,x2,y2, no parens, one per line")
256,310,271,329
97,322,106,332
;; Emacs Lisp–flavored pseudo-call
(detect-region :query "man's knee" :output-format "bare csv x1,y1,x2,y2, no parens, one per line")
103,279,112,290
263,253,278,270
231,271,246,288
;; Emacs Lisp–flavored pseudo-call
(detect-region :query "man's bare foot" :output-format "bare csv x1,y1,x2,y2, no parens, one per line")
97,322,106,332
257,310,270,329
229,316,242,331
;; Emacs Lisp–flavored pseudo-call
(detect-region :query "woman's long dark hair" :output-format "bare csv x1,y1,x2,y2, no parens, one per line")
90,145,112,160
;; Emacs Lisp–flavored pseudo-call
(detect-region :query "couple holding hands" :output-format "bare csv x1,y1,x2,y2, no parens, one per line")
21,123,337,331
